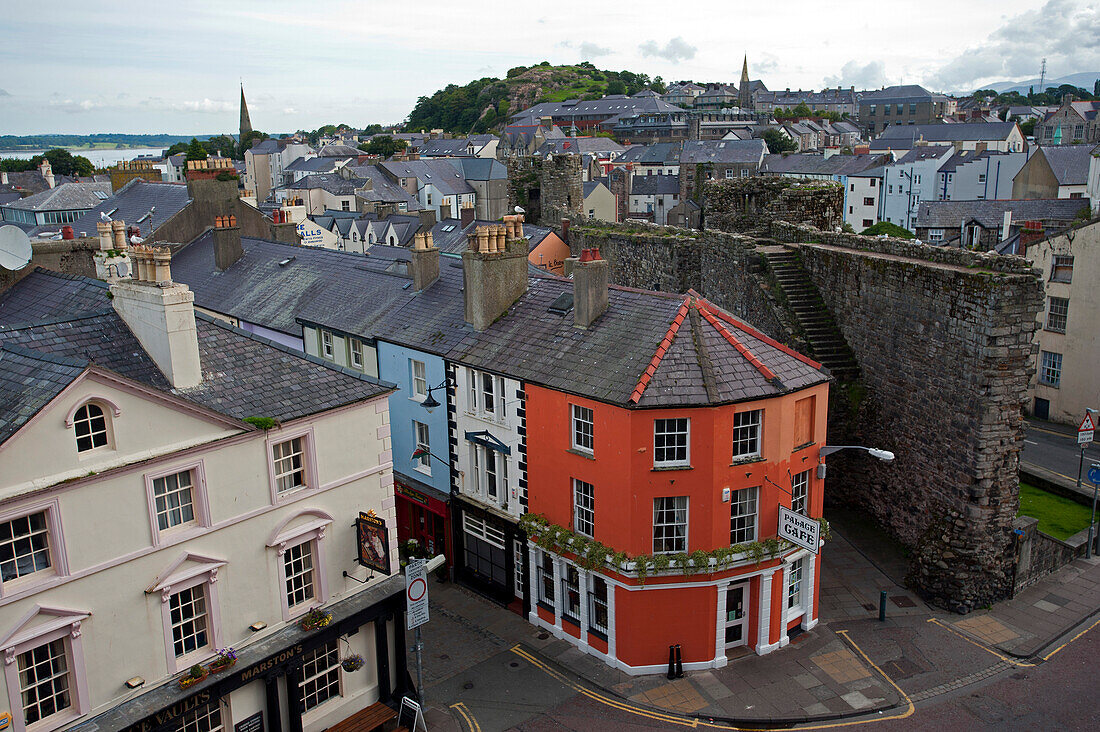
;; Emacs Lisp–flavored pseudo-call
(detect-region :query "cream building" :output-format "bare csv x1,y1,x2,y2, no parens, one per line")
1027,218,1100,424
0,250,407,732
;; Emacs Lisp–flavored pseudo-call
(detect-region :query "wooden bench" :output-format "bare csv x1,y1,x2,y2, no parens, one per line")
324,701,397,732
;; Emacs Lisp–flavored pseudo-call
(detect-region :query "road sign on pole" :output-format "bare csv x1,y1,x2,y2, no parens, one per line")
1078,413,1094,445
406,559,429,629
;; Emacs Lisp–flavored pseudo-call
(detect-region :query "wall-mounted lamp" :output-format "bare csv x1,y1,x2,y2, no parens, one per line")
249,621,268,632
125,676,145,689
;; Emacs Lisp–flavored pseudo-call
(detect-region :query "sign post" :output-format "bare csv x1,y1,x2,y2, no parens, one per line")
1077,412,1095,558
1088,462,1100,560
406,558,429,705
778,506,821,554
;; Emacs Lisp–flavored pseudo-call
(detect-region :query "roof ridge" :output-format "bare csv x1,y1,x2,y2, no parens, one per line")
688,306,721,402
697,298,824,371
630,297,691,404
696,301,778,382
0,306,117,333
0,341,89,369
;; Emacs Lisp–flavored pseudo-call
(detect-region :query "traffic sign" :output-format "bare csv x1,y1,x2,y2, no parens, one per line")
1088,465,1100,485
406,559,430,630
1078,413,1094,445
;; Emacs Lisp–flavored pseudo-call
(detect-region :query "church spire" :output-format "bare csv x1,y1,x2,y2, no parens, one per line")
239,83,253,141
740,55,750,84
739,56,752,111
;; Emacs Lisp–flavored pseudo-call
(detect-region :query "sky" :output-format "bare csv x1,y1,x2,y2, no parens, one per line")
1,0,1098,136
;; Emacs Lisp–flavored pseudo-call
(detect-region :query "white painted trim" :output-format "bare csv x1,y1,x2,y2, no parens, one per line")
757,572,772,654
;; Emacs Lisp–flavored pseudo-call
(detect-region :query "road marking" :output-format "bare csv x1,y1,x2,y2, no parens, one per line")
510,640,915,730
926,618,1036,667
1025,440,1038,445
450,702,482,732
1036,614,1100,662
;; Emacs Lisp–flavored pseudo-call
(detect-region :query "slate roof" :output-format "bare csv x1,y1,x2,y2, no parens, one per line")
285,156,345,173
287,173,365,195
680,139,767,165
0,268,110,326
510,96,681,126
761,153,886,176
536,137,625,157
617,142,683,166
2,182,112,213
915,198,1090,229
247,139,280,156
860,85,948,103
318,144,361,158
378,160,475,196
0,171,53,195
56,179,190,239
449,158,507,181
428,219,553,255
630,174,680,195
894,146,953,164
418,139,472,157
0,344,86,445
1036,145,1094,185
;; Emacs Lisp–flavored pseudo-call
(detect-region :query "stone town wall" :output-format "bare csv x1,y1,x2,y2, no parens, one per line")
796,236,1043,612
704,178,844,234
1012,516,1084,592
505,156,542,224
538,153,583,227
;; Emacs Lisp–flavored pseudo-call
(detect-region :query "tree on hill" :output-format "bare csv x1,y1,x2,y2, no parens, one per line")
358,136,407,158
185,138,208,161
606,80,626,95
165,142,189,156
0,148,96,176
860,221,914,238
762,128,797,154
238,129,269,157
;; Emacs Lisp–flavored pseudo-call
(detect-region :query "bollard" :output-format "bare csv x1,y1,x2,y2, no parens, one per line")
879,590,887,621
667,645,676,680
675,644,684,678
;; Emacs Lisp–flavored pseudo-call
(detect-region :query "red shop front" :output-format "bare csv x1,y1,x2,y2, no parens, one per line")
394,472,453,569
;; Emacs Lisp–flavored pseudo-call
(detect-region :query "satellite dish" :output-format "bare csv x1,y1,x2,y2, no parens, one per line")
0,225,32,271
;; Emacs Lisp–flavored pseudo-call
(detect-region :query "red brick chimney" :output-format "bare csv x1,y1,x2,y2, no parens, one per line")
460,200,475,229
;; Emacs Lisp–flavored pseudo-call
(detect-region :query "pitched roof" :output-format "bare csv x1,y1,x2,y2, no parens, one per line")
1036,145,1094,185
761,153,886,176
284,156,345,173
630,174,680,195
1,182,112,213
287,173,364,195
915,198,1090,229
449,157,507,181
894,146,953,164
0,344,86,445
57,179,190,239
617,142,683,165
318,144,361,158
860,85,947,103
0,268,110,326
536,137,625,156
417,139,472,157
680,139,767,165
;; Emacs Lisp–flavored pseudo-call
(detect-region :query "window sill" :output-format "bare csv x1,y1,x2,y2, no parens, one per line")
792,441,816,454
562,614,581,629
1043,327,1066,335
730,455,766,467
1038,382,1061,390
587,627,609,643
274,485,312,502
652,464,692,472
414,466,432,477
537,600,556,614
0,569,60,598
567,448,595,460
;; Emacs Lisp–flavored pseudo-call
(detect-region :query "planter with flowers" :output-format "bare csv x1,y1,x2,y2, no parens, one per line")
179,664,208,689
341,654,365,672
208,647,237,674
298,607,332,631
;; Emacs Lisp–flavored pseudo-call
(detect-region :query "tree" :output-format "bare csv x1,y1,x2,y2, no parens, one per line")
165,142,189,157
358,135,407,158
185,138,208,161
202,134,238,159
13,148,96,176
649,76,667,94
1020,119,1036,136
238,129,269,158
762,128,797,154
860,221,914,239
791,102,812,118
605,80,627,95
1095,79,1100,97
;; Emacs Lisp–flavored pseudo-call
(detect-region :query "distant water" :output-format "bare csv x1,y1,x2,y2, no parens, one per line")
0,147,166,167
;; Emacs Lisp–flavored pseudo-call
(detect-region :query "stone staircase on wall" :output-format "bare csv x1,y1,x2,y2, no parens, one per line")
761,247,860,381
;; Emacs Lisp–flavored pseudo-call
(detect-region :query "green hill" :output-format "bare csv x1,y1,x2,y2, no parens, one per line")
405,62,664,134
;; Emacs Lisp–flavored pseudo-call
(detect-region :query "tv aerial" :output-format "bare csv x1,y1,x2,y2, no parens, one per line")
0,225,32,271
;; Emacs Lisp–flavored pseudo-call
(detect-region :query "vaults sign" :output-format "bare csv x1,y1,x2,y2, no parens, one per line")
778,506,820,553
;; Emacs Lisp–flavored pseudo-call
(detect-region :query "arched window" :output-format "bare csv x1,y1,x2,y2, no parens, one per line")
73,403,108,452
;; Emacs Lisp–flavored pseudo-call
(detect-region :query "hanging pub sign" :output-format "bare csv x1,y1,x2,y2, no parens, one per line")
356,511,391,574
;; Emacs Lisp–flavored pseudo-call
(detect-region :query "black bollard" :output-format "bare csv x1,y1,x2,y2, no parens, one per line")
675,644,684,678
879,590,887,621
667,645,676,679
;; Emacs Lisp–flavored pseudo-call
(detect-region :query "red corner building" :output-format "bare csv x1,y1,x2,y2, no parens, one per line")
524,279,831,674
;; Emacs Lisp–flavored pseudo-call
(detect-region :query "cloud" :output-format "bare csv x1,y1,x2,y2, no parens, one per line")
823,60,888,89
559,40,612,59
925,0,1100,91
0,88,10,97
48,98,105,113
168,98,235,113
639,37,696,63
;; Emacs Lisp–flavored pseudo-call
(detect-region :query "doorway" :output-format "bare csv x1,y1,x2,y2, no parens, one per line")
724,582,749,648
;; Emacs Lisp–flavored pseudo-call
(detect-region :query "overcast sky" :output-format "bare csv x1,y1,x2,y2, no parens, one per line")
1,0,1098,136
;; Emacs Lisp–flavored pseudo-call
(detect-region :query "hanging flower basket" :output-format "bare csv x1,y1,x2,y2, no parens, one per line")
299,608,332,631
179,665,208,689
341,654,365,672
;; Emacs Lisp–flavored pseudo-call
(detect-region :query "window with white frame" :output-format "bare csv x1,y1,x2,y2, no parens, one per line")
299,640,342,713
513,540,525,597
573,479,594,537
653,496,688,553
320,330,334,359
414,421,431,473
468,444,508,505
468,369,504,417
272,437,307,494
176,700,226,732
537,551,555,605
0,511,53,584
1039,351,1063,388
169,584,210,660
791,470,810,515
1052,255,1074,283
730,486,758,544
589,575,609,633
283,540,316,611
1046,297,1069,333
17,638,73,727
411,359,427,399
654,418,689,467
571,404,594,454
732,410,762,459
787,558,804,609
562,565,581,622
73,402,109,452
725,169,734,179
152,469,197,532
348,338,364,370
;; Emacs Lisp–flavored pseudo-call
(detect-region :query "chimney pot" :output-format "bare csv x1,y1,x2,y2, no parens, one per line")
212,220,243,271
111,220,127,250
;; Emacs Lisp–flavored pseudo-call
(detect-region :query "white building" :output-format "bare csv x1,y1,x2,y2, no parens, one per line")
937,151,1027,201
0,253,408,732
880,146,954,231
847,169,882,230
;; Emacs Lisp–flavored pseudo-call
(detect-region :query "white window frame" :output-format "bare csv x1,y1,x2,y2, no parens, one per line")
730,486,758,544
791,470,810,515
348,338,365,370
266,427,318,503
467,369,505,420
166,580,216,671
536,549,556,607
411,359,428,400
787,557,805,617
653,418,690,468
299,639,343,715
1039,350,1062,388
570,404,594,454
732,409,763,460
2,608,90,732
466,443,510,508
268,510,333,621
414,421,431,475
0,500,68,599
573,479,595,538
144,461,211,546
588,574,609,634
652,496,688,554
1046,297,1069,333
320,329,334,360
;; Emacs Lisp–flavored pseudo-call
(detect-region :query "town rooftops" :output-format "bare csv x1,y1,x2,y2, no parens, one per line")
56,179,190,238
318,144,361,158
680,139,767,165
617,142,683,166
630,174,680,195
287,173,365,195
894,146,954,164
284,156,346,174
0,268,110,326
246,139,280,155
510,95,682,126
417,138,473,157
761,153,886,177
1034,144,1094,185
1044,101,1100,122
536,137,625,156
1,181,112,213
915,198,1090,229
860,85,950,103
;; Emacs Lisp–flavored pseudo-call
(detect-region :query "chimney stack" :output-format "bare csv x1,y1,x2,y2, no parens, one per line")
110,246,202,389
463,214,528,330
460,200,475,229
111,220,127,250
97,221,114,251
213,215,243,271
410,231,440,291
572,248,609,329
439,201,452,221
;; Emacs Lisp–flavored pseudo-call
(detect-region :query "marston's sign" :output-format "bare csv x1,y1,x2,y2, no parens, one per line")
778,506,820,554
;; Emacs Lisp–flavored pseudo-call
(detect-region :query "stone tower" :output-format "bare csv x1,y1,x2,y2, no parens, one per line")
240,84,253,141
739,56,752,111
538,153,583,229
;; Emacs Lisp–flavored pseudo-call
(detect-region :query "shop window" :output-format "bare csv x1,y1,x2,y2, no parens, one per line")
787,558,804,609
300,640,342,713
537,551,556,606
561,565,581,623
175,700,227,731
589,575,609,634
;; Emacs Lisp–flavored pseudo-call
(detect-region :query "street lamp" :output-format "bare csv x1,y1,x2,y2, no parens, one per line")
418,378,452,414
816,445,895,480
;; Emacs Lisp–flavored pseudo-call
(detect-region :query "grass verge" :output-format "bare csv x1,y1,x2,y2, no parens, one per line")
1018,482,1093,541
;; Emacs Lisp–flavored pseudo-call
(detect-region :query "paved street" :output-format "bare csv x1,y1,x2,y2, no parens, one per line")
1022,417,1100,489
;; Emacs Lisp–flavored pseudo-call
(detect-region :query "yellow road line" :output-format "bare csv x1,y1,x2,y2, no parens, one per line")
509,639,915,730
1039,614,1100,661
450,702,482,732
926,618,1037,667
